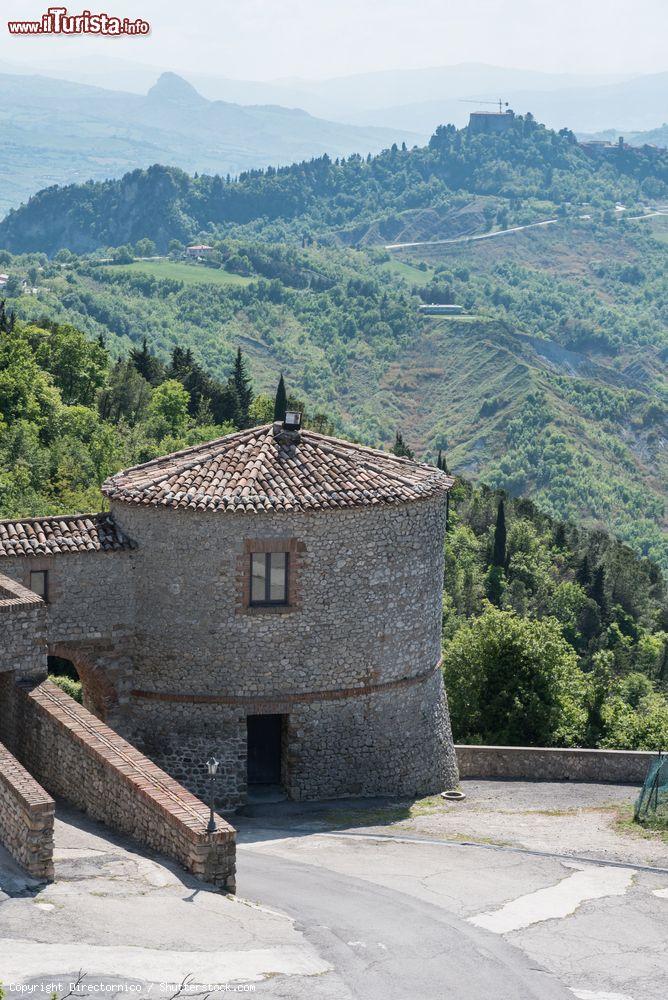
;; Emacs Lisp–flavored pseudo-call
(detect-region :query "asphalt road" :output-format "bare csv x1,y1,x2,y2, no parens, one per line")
238,846,574,1000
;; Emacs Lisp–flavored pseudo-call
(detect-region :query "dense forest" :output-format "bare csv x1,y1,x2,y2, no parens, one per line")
3,114,668,254
1,313,666,751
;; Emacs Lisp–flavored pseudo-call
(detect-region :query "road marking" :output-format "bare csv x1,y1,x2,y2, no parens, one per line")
467,865,634,933
652,887,668,898
571,991,634,1000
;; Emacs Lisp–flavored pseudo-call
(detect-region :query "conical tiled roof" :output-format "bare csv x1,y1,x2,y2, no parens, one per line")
101,424,453,513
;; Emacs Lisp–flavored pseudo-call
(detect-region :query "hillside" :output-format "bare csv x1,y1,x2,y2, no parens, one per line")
2,115,668,256
0,70,415,216
0,118,666,568
5,218,667,570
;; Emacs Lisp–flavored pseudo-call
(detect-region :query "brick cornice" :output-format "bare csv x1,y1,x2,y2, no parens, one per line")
131,660,442,708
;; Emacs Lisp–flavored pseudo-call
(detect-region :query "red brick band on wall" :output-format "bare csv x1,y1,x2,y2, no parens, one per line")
0,740,54,880
17,679,236,891
131,660,443,708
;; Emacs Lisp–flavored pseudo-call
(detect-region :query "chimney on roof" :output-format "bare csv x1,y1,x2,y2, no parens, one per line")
273,410,302,446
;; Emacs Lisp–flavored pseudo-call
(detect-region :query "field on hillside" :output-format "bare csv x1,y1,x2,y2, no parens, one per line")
106,260,253,288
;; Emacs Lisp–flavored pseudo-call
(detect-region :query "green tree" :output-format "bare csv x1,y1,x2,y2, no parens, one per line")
147,379,190,437
129,337,164,386
444,605,588,747
232,347,253,427
392,431,414,459
492,497,506,567
273,374,287,422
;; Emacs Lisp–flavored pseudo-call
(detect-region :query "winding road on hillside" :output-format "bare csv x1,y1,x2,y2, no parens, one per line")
384,207,668,250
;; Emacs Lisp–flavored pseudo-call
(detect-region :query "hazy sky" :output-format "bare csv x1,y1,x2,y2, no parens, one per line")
1,0,667,80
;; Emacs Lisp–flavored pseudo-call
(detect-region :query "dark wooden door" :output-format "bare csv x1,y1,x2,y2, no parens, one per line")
247,714,283,785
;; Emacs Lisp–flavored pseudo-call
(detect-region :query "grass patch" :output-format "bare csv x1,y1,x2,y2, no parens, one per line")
378,258,435,286
106,260,253,287
614,805,668,844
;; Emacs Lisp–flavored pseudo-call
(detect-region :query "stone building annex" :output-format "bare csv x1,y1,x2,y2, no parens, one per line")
0,416,457,886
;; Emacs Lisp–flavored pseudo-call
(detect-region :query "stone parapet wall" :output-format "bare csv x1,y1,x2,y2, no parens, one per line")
0,740,54,880
456,744,659,784
0,573,47,678
16,679,236,890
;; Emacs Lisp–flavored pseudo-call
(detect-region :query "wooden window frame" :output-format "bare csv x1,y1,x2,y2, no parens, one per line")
250,551,290,607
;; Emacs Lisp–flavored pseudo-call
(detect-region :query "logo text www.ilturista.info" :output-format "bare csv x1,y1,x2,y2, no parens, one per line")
7,6,150,35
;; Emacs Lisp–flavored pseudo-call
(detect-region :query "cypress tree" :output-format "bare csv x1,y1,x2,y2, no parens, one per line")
591,564,607,617
232,347,253,427
392,431,414,460
273,375,287,422
492,498,507,568
130,336,163,385
0,299,14,333
575,553,591,588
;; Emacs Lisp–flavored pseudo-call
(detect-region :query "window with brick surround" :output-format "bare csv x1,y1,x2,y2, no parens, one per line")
29,569,48,601
250,551,289,606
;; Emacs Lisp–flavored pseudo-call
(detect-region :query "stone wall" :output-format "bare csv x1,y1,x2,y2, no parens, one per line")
112,499,446,697
0,552,135,726
0,573,47,751
16,679,236,890
0,740,54,880
131,669,459,808
456,744,659,784
0,573,47,678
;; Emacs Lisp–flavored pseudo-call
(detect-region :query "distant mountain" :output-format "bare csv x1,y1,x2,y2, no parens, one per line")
0,71,417,215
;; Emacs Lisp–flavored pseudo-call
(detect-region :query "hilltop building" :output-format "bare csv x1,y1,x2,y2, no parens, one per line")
468,109,515,134
0,420,458,817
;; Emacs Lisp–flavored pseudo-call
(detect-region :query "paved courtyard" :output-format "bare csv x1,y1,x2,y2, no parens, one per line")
1,781,666,999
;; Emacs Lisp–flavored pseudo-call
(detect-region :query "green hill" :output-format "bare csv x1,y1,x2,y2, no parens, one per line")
3,115,668,255
1,117,666,567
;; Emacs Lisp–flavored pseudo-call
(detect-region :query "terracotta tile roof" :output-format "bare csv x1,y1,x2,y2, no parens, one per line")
102,424,453,513
0,512,135,557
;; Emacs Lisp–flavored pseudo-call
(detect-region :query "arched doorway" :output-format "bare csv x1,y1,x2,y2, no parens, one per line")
47,654,83,704
47,643,120,722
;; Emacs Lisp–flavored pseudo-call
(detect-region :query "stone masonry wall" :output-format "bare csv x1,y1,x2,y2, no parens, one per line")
456,744,659,784
112,498,446,698
16,679,236,891
0,739,54,880
0,573,47,751
0,573,47,677
285,668,459,800
0,553,135,728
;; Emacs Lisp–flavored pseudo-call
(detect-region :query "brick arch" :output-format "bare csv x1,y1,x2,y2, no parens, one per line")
48,643,119,722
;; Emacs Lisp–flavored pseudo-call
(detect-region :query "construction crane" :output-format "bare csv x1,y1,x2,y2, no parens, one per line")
460,99,510,114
